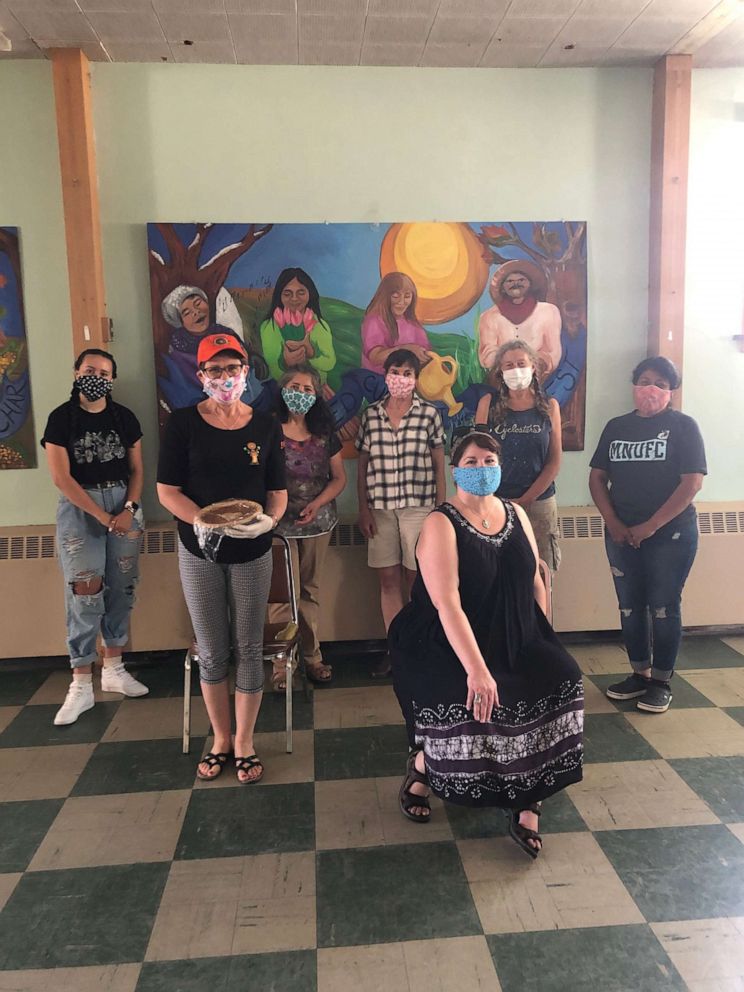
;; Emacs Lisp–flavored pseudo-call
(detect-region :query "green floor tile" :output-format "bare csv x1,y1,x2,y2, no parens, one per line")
314,725,410,780
0,862,169,969
668,756,744,822
596,824,744,922
136,950,316,992
445,788,587,840
583,713,660,763
255,691,314,733
0,702,120,748
588,674,715,710
674,637,744,670
726,707,744,728
488,924,685,992
70,737,206,796
0,667,60,706
175,782,315,860
0,799,64,872
316,842,481,946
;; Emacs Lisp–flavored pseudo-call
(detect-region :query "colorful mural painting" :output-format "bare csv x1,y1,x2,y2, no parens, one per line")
0,227,35,470
147,221,587,450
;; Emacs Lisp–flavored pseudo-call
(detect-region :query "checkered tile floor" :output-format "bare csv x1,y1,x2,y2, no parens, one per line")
0,636,743,991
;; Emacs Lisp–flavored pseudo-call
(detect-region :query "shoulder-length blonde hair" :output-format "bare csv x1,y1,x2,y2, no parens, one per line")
486,339,552,427
365,272,423,343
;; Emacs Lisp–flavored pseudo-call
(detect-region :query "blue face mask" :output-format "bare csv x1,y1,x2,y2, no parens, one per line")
282,387,317,415
453,465,502,496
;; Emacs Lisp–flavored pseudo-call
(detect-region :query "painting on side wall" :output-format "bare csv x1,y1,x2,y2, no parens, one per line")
0,227,36,470
146,221,588,450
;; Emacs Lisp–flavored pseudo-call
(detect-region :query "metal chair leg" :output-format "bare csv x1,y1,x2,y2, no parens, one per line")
285,649,293,754
183,646,193,755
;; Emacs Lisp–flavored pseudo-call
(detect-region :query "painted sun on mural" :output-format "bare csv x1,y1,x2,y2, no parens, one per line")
147,221,587,450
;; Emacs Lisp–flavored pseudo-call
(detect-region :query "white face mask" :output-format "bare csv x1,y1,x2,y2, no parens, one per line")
502,367,533,391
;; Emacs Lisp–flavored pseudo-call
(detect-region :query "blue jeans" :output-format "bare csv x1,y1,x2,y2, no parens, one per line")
57,483,144,668
604,515,698,681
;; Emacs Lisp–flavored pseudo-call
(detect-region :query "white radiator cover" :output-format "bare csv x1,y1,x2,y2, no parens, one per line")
1,503,742,658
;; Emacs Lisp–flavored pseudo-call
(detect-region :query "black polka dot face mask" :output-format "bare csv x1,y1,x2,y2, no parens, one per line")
74,374,114,401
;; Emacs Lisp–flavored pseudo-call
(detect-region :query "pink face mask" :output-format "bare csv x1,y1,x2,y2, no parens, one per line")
202,369,247,404
634,384,671,416
386,372,416,398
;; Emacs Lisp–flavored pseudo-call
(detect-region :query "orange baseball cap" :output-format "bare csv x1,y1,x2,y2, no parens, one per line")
196,330,249,367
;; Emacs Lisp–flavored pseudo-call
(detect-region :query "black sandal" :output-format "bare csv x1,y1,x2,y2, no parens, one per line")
196,751,232,781
507,803,543,859
235,754,264,784
399,750,431,823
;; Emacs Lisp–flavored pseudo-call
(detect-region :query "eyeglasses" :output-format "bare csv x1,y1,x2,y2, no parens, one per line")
203,364,245,380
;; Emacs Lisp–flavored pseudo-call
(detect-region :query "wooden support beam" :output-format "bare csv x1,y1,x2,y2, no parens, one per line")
50,48,109,358
648,54,692,402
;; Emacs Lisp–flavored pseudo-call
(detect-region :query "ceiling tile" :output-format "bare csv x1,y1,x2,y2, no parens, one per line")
576,0,649,16
173,40,237,62
0,37,43,56
693,15,744,65
85,9,166,42
437,0,509,15
298,0,365,14
507,0,581,17
235,37,295,60
496,16,565,44
157,11,232,44
228,11,296,46
7,0,78,10
421,40,489,66
0,2,29,41
645,0,718,17
614,16,692,49
368,0,438,14
299,12,364,44
105,40,172,61
10,9,98,43
298,40,361,64
541,44,613,64
155,0,227,13
480,39,545,65
554,15,630,47
429,15,500,45
595,47,656,63
363,15,431,46
360,40,424,65
77,0,152,10
225,0,295,11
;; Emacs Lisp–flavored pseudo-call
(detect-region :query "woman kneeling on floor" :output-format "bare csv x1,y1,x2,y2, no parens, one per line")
157,333,287,784
389,429,583,858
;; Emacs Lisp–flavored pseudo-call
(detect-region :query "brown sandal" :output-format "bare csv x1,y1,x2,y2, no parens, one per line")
306,660,333,684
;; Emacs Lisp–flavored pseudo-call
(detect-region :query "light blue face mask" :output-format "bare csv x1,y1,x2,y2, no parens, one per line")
453,465,502,496
282,387,317,415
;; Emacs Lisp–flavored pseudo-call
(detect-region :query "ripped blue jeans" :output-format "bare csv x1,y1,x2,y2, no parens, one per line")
57,483,144,669
604,515,698,682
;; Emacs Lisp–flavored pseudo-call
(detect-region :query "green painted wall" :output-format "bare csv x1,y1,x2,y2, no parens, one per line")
6,61,704,525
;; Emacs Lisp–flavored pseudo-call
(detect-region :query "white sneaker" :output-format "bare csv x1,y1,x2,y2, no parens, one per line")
101,663,149,697
54,680,95,726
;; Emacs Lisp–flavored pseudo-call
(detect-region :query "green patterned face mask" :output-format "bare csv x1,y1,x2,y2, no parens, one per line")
282,387,317,415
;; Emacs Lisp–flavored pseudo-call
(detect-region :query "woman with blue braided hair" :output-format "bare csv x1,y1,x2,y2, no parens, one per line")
273,364,346,686
389,429,583,859
42,348,149,727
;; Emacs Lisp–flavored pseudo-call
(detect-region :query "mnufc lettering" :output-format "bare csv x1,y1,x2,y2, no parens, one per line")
609,439,668,462
494,423,542,437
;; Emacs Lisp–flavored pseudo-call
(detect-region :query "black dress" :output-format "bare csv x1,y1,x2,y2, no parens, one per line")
389,501,583,809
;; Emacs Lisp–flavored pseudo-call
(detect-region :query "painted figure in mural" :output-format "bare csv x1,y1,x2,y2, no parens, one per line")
157,333,288,783
356,348,446,677
273,365,346,687
388,429,583,857
590,357,706,715
361,272,432,374
476,340,563,571
159,285,268,411
259,268,336,383
41,349,149,727
478,260,562,378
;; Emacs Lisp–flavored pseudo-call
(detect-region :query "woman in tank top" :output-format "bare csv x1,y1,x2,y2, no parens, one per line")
475,339,562,570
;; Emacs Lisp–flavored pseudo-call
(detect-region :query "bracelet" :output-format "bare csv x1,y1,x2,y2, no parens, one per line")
124,500,139,513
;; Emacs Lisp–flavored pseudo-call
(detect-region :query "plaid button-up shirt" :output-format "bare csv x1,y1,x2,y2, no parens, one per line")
356,395,445,509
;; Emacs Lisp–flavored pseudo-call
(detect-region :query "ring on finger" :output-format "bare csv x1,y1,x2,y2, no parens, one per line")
474,692,482,704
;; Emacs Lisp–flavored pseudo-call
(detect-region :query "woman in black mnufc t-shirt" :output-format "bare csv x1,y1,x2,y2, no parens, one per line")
589,356,707,715
42,348,149,728
157,332,287,784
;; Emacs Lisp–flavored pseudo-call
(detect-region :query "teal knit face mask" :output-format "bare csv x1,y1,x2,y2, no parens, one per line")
282,388,317,415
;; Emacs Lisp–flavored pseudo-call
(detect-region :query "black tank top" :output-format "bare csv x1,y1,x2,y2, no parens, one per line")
489,406,555,500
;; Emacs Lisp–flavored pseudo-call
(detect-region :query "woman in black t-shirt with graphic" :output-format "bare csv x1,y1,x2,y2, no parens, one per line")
589,357,707,714
42,349,148,727
157,333,287,784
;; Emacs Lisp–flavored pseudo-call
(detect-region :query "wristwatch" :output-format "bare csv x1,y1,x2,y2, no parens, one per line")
124,500,139,513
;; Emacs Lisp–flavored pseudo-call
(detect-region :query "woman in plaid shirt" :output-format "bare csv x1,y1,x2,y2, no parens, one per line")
356,348,446,676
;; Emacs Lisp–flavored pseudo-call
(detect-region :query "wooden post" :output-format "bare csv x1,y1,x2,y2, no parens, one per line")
50,48,109,358
648,54,692,404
